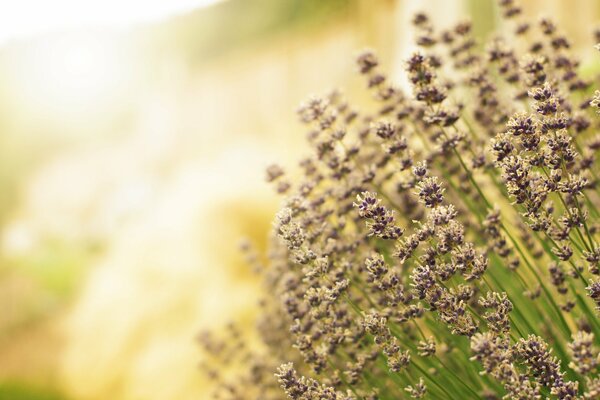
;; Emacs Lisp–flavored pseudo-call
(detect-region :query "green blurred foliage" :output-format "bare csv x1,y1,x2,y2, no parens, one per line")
151,0,358,66
13,238,96,298
0,382,68,400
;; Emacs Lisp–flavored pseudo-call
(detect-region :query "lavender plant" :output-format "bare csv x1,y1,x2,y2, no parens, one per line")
199,2,600,398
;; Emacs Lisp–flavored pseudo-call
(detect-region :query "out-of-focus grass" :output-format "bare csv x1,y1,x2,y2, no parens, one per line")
0,382,67,400
10,239,96,298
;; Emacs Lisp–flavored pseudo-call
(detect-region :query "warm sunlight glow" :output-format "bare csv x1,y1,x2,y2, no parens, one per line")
0,0,222,127
4,34,135,124
0,0,222,44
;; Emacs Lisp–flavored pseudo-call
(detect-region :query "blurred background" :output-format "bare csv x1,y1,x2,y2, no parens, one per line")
0,0,599,399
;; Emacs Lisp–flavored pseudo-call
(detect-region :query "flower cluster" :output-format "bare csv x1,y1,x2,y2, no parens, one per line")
200,2,600,399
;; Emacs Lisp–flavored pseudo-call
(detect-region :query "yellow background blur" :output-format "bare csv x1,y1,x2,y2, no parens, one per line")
0,0,598,399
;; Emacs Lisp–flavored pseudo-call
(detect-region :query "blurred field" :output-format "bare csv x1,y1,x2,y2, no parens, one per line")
0,0,599,399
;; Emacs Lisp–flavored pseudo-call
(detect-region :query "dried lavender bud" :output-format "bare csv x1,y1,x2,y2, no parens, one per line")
386,344,411,372
276,363,353,400
372,120,397,139
587,280,600,312
298,97,328,123
552,243,573,261
549,262,567,292
364,253,388,282
524,285,542,300
404,378,427,398
406,53,433,85
406,52,447,105
499,0,522,18
540,18,556,35
591,90,600,114
470,332,511,375
356,50,379,74
515,335,578,396
424,106,459,126
275,363,309,398
428,204,457,226
521,55,546,87
266,164,285,182
412,161,429,179
529,82,559,116
412,12,429,27
559,207,586,229
506,112,536,137
354,192,404,239
490,133,515,162
415,176,445,208
568,331,598,375
585,377,600,399
362,310,389,343
479,292,513,334
417,336,436,357
276,208,306,250
584,246,600,275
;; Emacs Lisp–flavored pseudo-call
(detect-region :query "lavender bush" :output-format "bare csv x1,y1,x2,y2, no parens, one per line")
200,1,600,398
